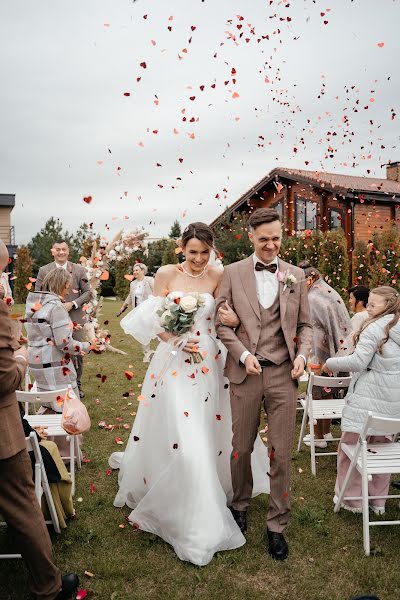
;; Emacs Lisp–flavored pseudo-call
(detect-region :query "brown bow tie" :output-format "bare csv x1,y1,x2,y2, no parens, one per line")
255,262,277,274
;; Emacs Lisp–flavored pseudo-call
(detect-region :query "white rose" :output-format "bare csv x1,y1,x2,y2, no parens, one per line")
180,295,198,313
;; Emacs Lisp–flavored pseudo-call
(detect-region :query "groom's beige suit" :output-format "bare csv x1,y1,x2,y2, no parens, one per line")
215,255,312,533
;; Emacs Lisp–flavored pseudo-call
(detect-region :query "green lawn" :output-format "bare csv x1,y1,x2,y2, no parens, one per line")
1,300,400,600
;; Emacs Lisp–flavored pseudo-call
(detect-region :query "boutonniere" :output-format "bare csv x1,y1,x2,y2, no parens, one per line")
277,270,297,293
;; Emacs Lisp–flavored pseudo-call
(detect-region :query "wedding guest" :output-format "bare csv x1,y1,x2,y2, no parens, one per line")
325,286,400,514
118,263,154,362
0,238,78,600
21,412,75,529
0,269,14,305
26,268,92,407
349,285,370,333
299,261,352,448
35,239,93,398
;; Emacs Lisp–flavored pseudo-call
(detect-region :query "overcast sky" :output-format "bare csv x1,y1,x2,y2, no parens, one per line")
1,0,399,244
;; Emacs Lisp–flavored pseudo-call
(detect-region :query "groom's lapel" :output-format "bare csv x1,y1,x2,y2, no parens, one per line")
238,256,260,320
278,258,289,321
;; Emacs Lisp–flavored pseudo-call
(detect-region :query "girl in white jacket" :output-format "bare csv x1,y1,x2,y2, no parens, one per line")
325,286,400,514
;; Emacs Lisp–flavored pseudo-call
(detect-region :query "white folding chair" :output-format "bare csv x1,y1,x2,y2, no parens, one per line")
16,387,80,495
335,413,400,556
297,372,352,476
0,433,60,559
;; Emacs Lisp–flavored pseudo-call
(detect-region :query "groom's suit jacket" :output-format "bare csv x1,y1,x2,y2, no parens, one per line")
215,256,313,384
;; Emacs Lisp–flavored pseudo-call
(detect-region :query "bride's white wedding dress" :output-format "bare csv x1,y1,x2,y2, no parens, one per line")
109,291,269,566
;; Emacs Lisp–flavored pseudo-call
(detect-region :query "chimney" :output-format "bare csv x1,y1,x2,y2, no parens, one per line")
386,161,400,182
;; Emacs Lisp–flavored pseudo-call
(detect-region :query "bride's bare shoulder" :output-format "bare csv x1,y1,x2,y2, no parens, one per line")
155,264,179,277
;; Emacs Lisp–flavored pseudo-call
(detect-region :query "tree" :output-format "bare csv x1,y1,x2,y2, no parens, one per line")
13,245,33,303
146,239,169,274
161,240,178,265
28,217,67,274
213,211,253,264
70,223,99,261
169,220,182,239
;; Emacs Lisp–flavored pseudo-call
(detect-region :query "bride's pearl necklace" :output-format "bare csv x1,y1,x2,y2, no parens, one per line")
181,263,208,279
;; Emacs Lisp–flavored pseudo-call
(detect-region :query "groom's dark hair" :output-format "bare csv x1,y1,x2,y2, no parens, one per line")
248,208,281,230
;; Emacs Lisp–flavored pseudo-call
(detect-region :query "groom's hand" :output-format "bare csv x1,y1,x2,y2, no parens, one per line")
291,356,305,379
245,355,262,376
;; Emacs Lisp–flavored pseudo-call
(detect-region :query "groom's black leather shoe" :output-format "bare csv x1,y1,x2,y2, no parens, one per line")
56,573,79,599
267,529,288,561
230,508,247,534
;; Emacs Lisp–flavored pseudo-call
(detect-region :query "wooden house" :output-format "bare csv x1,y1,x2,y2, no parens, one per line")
210,164,400,252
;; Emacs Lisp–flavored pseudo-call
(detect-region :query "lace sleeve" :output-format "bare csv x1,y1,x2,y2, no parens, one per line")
120,296,164,345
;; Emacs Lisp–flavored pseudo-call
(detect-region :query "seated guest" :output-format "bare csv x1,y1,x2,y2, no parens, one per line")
21,411,74,529
299,261,352,447
349,285,370,333
325,286,400,514
0,238,78,599
25,268,95,409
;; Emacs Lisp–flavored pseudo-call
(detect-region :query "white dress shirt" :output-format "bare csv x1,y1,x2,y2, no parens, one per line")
253,254,279,309
135,281,144,306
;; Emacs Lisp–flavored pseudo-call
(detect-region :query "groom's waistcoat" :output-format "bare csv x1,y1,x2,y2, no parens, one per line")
256,297,290,365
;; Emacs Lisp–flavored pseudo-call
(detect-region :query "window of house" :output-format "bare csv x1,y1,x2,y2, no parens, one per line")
295,197,317,230
272,201,283,218
329,208,343,230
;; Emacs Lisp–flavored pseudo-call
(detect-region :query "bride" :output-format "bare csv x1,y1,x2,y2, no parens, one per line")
109,222,269,566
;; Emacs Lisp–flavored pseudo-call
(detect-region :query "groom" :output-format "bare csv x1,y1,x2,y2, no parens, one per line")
215,207,312,560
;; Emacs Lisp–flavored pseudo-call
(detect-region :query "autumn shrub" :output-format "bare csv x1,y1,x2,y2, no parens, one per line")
13,245,33,303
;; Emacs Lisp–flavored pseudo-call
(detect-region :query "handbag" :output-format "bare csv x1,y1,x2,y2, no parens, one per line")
61,386,91,435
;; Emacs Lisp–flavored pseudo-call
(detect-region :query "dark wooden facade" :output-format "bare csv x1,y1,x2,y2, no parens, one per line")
210,167,400,255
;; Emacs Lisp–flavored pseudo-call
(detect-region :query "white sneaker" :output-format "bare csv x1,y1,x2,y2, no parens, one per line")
303,434,327,449
143,352,152,363
369,505,385,515
333,495,362,514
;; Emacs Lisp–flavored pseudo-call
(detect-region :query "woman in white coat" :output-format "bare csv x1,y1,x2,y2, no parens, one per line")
119,263,154,362
325,286,400,514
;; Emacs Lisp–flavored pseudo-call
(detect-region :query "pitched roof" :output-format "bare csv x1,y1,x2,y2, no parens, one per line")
0,194,15,208
275,168,400,196
210,167,400,227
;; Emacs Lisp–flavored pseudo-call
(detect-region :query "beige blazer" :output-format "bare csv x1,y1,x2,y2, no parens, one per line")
0,300,26,460
215,256,313,384
123,276,154,308
35,261,93,327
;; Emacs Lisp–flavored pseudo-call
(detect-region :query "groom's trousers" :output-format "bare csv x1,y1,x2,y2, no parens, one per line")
229,359,298,533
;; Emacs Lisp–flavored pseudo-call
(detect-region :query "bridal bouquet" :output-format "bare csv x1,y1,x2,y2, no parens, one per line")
157,293,205,363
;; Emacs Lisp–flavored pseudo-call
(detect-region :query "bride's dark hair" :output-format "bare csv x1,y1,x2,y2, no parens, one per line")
181,222,214,248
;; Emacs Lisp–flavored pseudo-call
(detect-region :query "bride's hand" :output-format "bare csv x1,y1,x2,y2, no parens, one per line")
181,337,200,354
218,301,240,328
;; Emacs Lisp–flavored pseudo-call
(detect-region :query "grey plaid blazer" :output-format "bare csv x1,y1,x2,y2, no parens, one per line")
25,291,90,393
35,261,93,329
